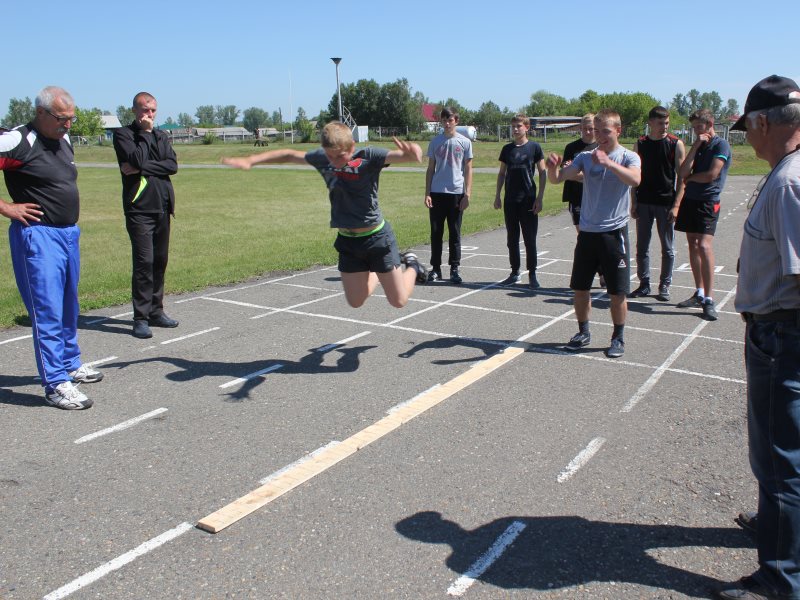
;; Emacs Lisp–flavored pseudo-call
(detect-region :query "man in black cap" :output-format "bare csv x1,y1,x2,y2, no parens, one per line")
715,75,800,600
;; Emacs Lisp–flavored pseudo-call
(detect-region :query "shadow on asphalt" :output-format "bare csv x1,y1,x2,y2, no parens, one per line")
104,344,377,402
0,379,46,408
76,315,135,336
396,511,752,598
398,337,510,365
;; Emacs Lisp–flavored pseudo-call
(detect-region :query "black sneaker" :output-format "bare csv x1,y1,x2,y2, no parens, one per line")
656,284,670,301
713,575,775,599
703,299,719,321
401,252,428,284
627,283,650,298
735,511,758,539
149,314,179,328
529,274,541,289
450,268,462,284
501,271,521,285
606,337,625,358
133,320,153,339
677,292,703,308
565,331,590,350
426,268,442,283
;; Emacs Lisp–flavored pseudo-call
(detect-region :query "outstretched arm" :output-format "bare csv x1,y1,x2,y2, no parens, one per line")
222,148,307,170
386,137,422,164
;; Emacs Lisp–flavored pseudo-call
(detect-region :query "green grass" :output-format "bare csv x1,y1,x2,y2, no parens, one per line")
0,137,766,329
73,138,768,174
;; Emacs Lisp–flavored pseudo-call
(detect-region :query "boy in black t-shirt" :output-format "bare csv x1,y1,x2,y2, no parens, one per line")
494,115,546,288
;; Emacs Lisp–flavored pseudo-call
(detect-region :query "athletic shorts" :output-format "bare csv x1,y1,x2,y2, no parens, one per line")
568,201,581,226
674,197,720,235
334,220,401,274
570,227,630,295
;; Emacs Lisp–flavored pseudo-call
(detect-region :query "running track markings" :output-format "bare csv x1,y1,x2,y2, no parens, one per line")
173,268,334,304
557,437,607,483
0,334,32,346
196,303,581,533
85,311,133,325
43,522,193,600
446,521,527,596
159,327,220,345
219,364,283,389
74,408,168,444
621,287,737,413
315,331,372,353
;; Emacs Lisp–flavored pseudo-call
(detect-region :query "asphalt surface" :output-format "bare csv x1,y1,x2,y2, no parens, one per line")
1,176,761,599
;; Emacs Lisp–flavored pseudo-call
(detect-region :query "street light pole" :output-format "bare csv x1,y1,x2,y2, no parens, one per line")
331,57,342,122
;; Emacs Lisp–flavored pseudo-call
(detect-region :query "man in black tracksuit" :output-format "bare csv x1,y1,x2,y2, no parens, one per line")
113,92,179,339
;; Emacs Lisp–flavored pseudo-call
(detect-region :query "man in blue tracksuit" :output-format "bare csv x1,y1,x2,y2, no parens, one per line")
0,86,103,410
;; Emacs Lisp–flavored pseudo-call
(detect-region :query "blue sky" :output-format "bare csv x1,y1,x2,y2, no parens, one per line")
4,0,798,125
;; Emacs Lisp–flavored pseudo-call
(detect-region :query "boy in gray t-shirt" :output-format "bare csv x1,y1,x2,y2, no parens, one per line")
222,122,427,309
546,109,641,358
424,107,473,283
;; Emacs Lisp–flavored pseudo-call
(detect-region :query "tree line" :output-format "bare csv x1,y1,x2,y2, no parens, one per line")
2,84,741,137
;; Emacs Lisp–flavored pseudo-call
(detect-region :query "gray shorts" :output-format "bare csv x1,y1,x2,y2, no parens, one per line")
334,220,401,273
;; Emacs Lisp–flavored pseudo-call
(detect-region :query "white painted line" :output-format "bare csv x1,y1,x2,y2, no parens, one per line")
446,521,527,596
160,327,220,345
315,331,371,353
250,292,344,319
621,287,737,413
86,311,134,325
557,437,606,483
139,345,157,352
202,297,273,310
676,263,691,271
219,364,283,389
174,268,334,303
259,441,342,485
0,334,33,346
43,522,193,600
74,408,168,444
85,356,117,367
388,385,442,414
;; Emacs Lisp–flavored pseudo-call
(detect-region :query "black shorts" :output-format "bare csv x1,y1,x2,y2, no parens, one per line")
674,197,720,235
334,220,401,274
568,201,581,226
570,227,630,295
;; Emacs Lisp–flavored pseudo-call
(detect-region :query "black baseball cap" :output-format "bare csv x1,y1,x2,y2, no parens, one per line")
731,75,800,131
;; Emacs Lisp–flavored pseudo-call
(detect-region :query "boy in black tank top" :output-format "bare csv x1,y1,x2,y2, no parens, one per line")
629,106,685,301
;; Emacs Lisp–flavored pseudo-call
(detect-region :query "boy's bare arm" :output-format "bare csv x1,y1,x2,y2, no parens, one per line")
424,159,435,208
546,152,581,183
460,159,472,211
222,149,307,170
534,158,546,214
494,163,506,209
591,150,641,187
386,137,422,164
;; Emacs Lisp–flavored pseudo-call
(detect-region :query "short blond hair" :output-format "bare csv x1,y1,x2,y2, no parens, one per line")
321,122,355,150
594,109,621,128
581,113,595,124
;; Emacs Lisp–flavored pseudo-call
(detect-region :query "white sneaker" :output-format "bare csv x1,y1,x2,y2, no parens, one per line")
45,382,93,410
69,364,104,383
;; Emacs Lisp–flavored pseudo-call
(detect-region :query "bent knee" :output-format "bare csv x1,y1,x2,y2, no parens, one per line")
388,296,409,309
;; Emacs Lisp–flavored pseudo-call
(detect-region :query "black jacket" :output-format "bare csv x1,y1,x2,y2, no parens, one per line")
113,122,177,214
